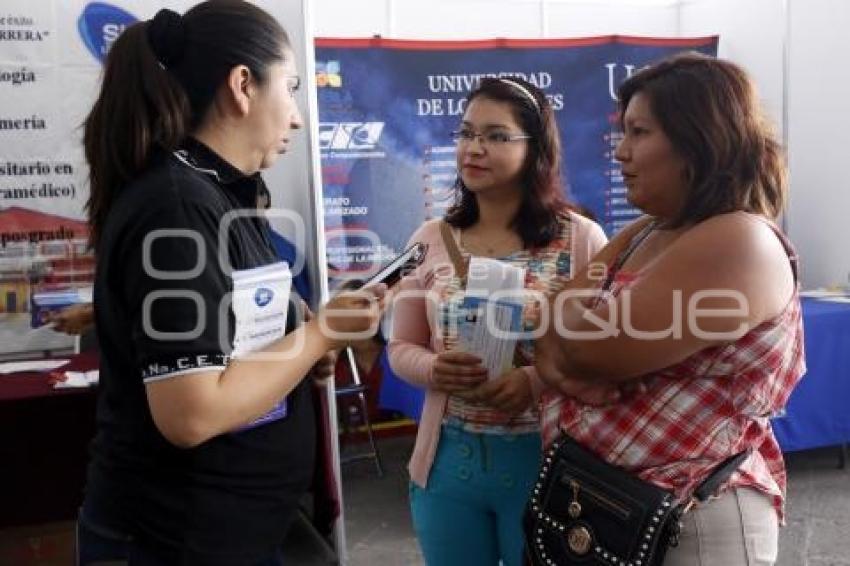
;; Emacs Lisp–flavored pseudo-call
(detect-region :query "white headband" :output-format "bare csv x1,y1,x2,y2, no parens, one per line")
499,78,541,114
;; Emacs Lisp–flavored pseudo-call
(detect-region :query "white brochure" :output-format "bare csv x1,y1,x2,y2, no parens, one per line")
231,261,292,359
230,261,293,430
455,257,526,379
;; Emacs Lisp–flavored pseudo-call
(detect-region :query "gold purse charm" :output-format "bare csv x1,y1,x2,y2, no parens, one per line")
566,525,592,555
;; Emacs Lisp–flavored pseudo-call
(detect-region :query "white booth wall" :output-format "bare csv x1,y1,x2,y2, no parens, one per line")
315,0,680,39
314,0,847,290
784,0,850,289
257,0,328,302
682,0,850,290
679,0,785,143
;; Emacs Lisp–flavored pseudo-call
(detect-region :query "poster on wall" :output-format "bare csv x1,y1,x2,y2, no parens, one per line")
0,0,305,358
0,1,102,355
314,36,718,282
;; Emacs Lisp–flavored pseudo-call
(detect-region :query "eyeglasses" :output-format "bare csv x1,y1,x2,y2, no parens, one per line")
284,75,301,96
450,128,532,147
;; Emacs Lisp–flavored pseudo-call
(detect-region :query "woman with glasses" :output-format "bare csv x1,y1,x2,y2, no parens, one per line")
389,77,607,566
77,2,382,564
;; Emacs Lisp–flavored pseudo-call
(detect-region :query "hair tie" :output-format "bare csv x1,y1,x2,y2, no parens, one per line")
499,78,541,114
147,8,186,69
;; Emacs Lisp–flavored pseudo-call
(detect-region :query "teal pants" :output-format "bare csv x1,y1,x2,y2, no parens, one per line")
410,422,541,566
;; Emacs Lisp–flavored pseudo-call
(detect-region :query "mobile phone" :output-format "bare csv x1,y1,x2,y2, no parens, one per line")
358,242,428,289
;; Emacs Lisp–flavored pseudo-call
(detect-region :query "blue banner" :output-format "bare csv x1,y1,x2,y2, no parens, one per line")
315,36,718,280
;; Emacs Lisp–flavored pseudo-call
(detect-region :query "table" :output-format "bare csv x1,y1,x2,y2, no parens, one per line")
772,298,850,455
378,299,850,459
0,352,98,528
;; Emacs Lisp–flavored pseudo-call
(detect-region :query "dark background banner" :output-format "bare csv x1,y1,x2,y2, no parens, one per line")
314,36,718,280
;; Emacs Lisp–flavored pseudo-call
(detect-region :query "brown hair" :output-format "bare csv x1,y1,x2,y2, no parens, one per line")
617,51,787,226
444,77,570,249
83,1,290,249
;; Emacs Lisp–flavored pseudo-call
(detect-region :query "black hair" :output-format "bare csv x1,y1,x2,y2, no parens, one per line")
84,0,290,249
444,76,571,249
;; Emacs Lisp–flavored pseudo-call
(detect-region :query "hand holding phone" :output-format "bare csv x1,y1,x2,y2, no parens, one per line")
358,242,428,289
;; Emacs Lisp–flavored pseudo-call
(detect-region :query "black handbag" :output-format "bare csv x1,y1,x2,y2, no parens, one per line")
523,434,751,566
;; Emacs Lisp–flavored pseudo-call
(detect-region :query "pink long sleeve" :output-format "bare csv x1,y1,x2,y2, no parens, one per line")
387,221,446,388
387,270,437,387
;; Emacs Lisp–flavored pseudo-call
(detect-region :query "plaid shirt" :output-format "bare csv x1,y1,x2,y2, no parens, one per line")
541,225,806,521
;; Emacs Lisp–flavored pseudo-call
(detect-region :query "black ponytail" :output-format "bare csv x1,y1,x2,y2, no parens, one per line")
84,1,290,250
83,20,188,250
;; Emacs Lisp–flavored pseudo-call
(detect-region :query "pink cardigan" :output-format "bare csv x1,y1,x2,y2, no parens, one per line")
388,212,608,488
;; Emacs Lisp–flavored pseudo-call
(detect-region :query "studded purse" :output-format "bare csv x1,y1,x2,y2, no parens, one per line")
523,434,750,566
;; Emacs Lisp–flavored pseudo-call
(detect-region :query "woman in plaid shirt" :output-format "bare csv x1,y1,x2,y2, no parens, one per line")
536,53,804,566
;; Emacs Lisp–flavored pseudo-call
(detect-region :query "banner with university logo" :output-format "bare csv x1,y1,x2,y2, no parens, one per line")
0,1,301,356
314,36,718,280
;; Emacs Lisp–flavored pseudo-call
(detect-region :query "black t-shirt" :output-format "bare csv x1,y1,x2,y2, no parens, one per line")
86,139,316,565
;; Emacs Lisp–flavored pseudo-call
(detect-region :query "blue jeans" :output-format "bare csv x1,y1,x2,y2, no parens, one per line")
76,504,284,566
409,422,541,566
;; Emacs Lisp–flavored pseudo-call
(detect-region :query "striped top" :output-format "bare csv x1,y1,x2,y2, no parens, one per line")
443,212,581,433
389,211,608,487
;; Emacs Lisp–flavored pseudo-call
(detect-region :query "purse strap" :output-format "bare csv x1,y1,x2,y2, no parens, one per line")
688,447,753,506
439,220,468,281
599,219,657,293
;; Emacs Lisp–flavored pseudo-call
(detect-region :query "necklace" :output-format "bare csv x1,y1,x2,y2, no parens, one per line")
460,229,520,256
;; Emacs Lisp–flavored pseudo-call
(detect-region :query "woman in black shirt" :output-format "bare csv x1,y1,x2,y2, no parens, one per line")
77,2,383,564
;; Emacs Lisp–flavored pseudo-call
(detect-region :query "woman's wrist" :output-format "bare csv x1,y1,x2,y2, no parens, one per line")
304,318,335,352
